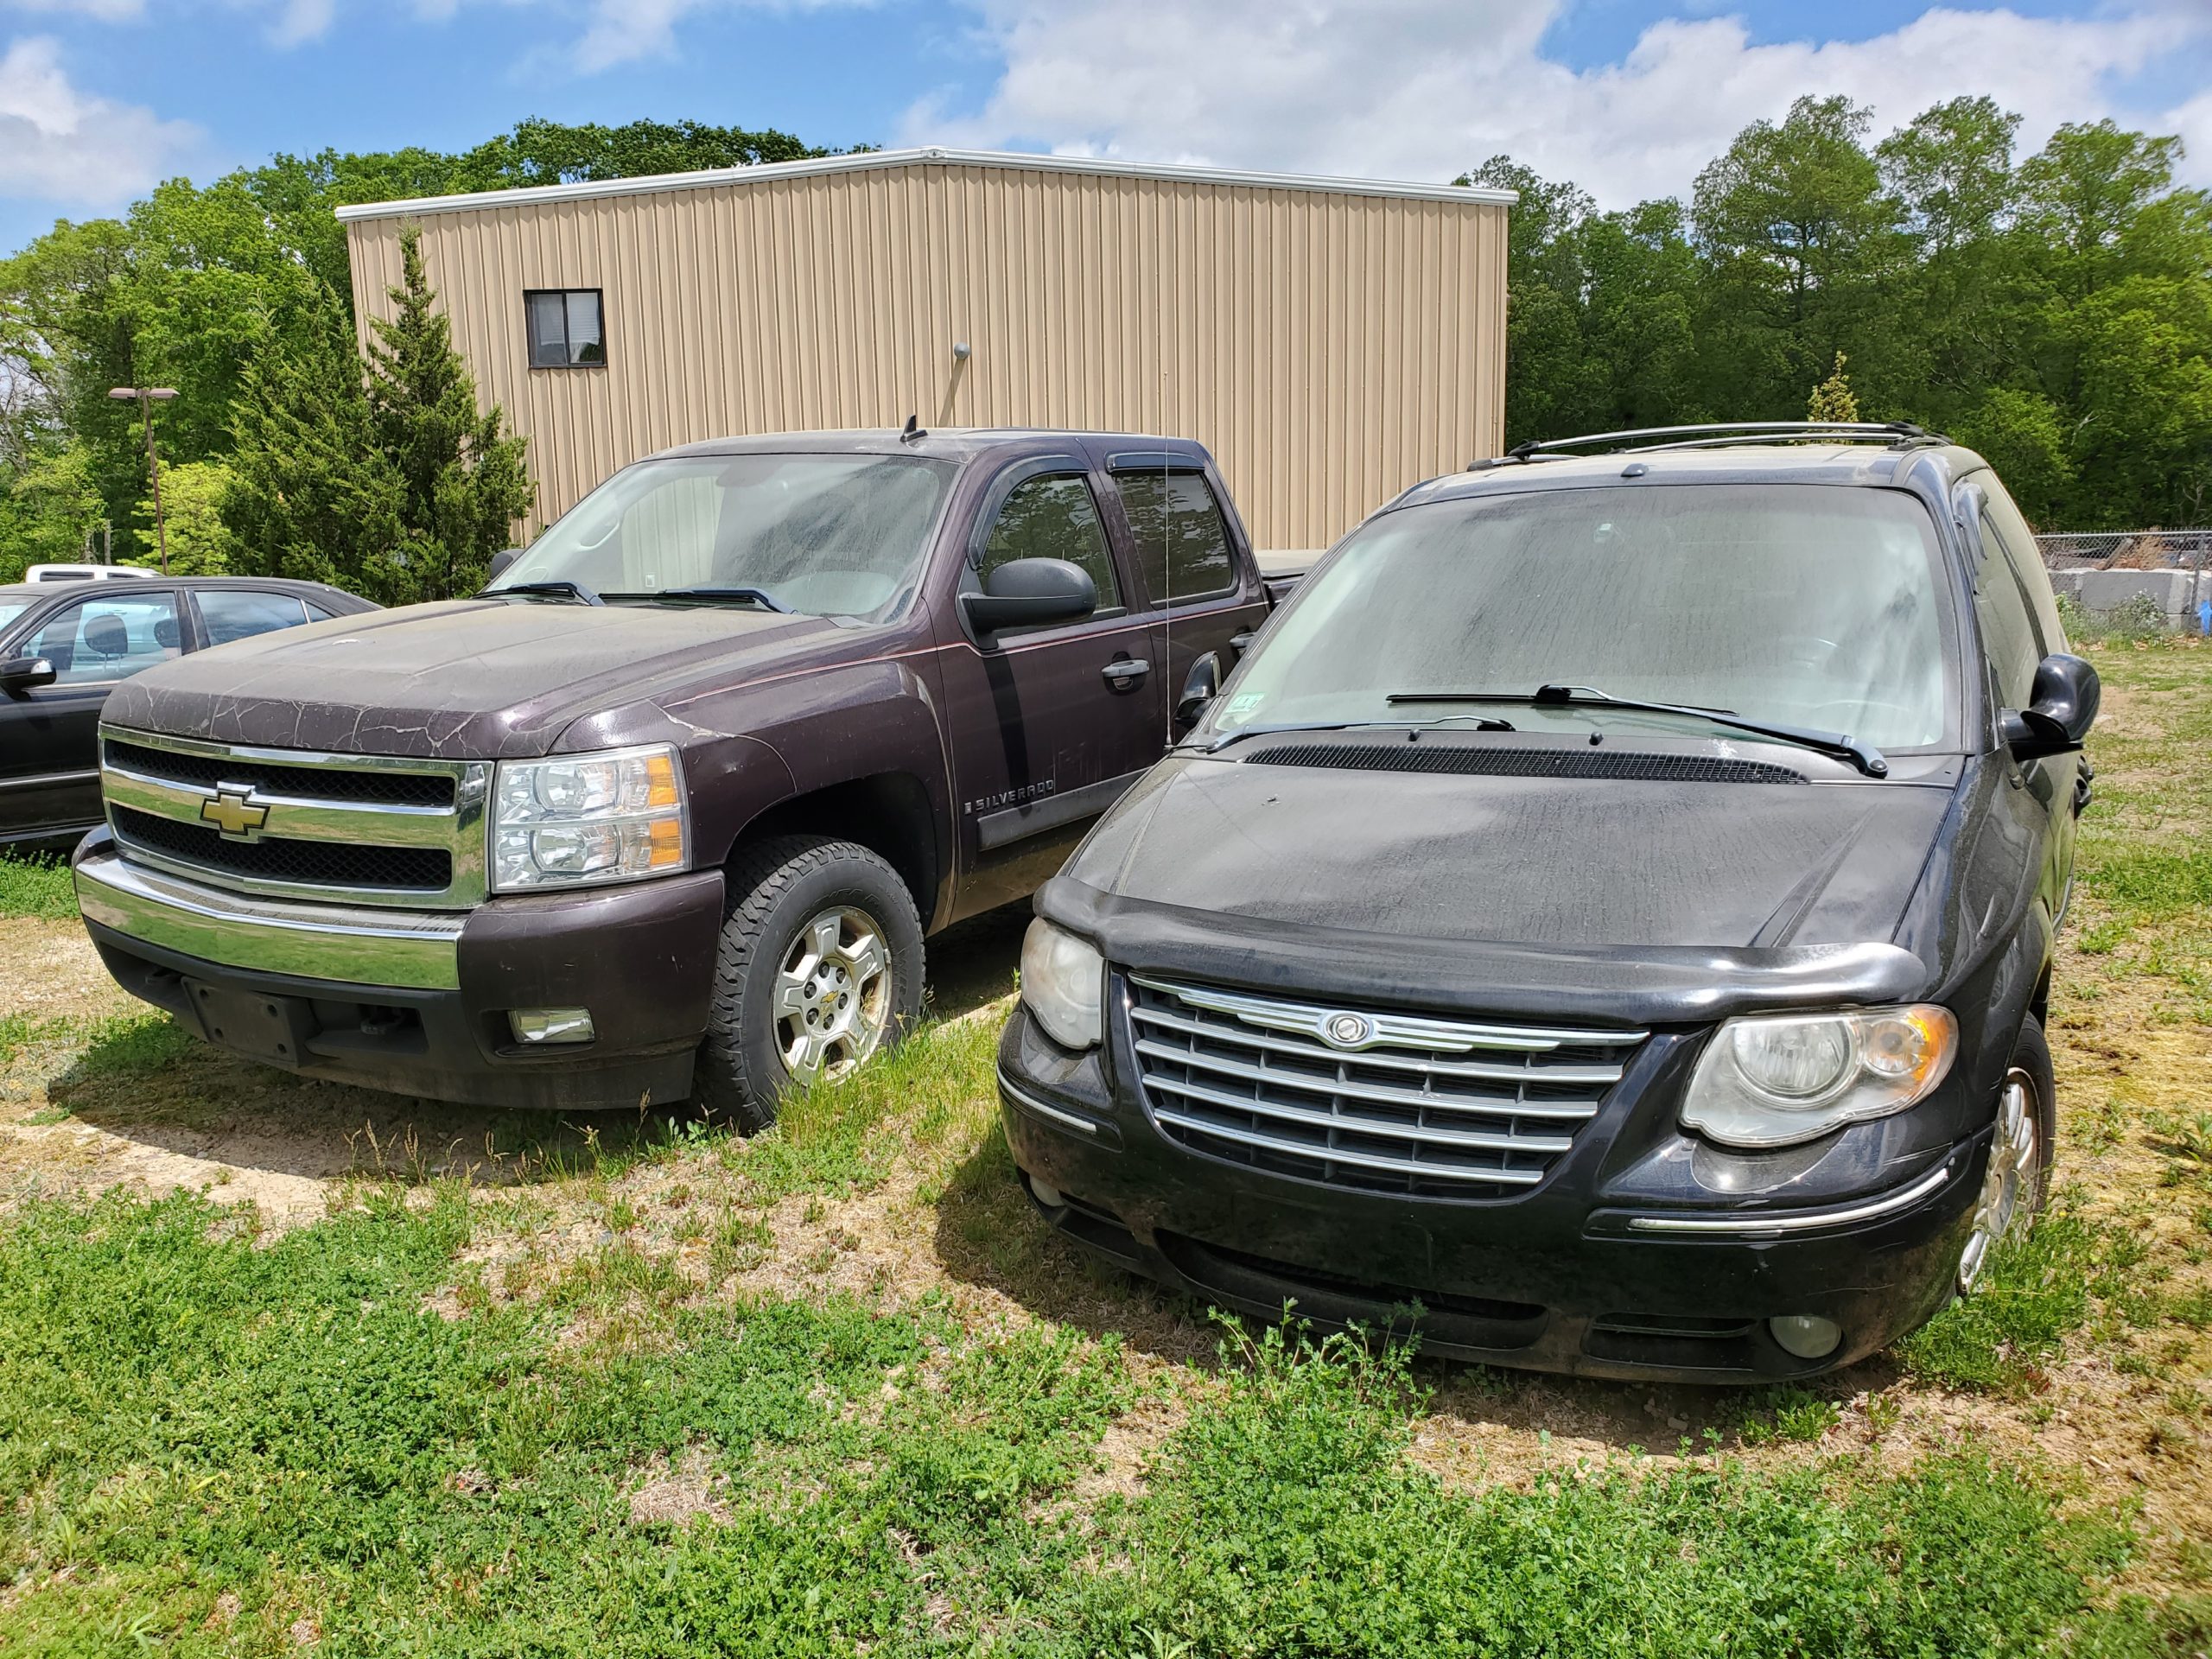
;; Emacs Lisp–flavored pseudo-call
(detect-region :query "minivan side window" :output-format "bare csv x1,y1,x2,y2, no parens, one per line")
1971,514,2044,709
1975,475,2069,652
977,474,1121,613
1114,468,1236,604
198,589,311,646
23,592,181,684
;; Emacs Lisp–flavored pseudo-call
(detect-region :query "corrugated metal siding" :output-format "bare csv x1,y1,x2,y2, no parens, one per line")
345,159,1507,551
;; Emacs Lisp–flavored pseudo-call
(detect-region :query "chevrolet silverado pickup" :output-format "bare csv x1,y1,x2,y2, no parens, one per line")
74,429,1278,1122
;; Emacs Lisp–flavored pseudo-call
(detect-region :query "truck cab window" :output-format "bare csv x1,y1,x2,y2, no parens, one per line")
1115,468,1235,603
978,474,1120,611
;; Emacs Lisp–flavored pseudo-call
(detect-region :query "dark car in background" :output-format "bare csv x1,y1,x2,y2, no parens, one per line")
1000,421,2098,1383
1,576,377,850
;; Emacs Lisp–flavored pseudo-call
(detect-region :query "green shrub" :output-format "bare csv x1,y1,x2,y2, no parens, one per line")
0,854,76,920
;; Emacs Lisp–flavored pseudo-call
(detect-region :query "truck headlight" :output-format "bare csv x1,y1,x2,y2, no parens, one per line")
1679,1006,1956,1149
1020,918,1103,1050
491,744,688,892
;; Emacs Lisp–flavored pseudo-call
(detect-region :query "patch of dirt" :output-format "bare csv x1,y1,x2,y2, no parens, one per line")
625,1446,733,1528
0,915,134,1025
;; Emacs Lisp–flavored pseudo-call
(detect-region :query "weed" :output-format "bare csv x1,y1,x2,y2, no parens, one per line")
1901,1204,2100,1391
1738,1386,1840,1445
0,853,76,919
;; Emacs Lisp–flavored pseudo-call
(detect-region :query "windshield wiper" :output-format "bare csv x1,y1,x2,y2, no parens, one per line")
1202,715,1513,754
1385,683,1890,778
629,585,791,613
484,579,602,607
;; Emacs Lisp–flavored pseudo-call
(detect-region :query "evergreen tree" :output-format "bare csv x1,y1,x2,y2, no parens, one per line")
363,228,535,602
1808,353,1859,422
223,283,414,601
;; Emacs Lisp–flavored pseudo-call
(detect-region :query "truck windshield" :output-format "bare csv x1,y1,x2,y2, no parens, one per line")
1211,483,1955,753
492,453,956,620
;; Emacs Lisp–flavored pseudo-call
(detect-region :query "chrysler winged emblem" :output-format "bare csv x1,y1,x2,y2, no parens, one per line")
1320,1011,1374,1051
200,787,270,841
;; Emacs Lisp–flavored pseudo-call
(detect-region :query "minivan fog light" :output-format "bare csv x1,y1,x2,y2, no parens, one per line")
511,1007,594,1045
1768,1315,1842,1359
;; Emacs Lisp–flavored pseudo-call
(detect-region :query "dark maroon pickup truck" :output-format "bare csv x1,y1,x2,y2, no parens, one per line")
73,429,1288,1119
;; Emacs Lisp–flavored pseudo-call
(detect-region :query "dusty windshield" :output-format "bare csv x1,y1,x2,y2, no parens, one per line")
492,453,956,620
1211,483,1955,753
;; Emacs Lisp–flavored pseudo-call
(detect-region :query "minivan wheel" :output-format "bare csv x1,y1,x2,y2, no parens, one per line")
1956,1014,2056,1293
696,836,925,1134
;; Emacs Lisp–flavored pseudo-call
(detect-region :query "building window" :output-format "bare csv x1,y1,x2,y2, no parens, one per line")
525,289,605,368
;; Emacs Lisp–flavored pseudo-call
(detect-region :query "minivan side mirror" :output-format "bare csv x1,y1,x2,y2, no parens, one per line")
0,656,56,693
961,557,1096,637
2003,652,2100,761
1176,651,1222,732
486,548,524,583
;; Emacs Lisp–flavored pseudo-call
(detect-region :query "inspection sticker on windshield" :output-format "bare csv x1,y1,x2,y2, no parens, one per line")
1224,692,1267,721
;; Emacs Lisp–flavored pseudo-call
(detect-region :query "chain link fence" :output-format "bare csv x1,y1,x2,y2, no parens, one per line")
2035,531,2209,634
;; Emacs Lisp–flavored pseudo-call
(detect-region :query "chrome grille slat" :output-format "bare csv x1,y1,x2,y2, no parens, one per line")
99,726,490,911
1131,1037,1602,1122
1144,1073,1575,1155
1128,1004,1625,1090
1128,976,1647,1198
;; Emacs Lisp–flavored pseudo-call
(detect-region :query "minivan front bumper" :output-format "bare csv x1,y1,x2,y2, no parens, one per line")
996,994,1987,1382
75,835,724,1110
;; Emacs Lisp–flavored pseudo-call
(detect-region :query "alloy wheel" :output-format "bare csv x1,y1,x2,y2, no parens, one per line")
771,905,893,1088
1957,1066,2041,1293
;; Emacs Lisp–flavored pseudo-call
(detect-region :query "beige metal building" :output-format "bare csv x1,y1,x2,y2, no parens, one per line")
338,147,1512,553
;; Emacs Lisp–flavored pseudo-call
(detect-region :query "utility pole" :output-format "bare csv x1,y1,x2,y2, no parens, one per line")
107,385,178,574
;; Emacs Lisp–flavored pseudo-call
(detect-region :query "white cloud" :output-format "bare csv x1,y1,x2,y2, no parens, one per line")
903,2,2212,205
0,34,204,205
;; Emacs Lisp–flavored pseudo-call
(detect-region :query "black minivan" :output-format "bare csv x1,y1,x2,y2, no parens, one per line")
996,422,2097,1382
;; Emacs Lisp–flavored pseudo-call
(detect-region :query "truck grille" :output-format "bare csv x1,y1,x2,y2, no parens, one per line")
104,737,456,808
100,728,489,910
111,805,453,892
1128,976,1645,1198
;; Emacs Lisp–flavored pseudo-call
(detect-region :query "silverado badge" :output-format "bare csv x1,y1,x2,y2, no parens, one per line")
200,788,270,841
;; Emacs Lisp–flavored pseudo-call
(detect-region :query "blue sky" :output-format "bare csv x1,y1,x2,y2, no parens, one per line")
3,0,2209,257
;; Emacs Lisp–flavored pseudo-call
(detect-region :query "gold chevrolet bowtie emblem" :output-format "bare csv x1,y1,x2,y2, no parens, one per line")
200,788,270,840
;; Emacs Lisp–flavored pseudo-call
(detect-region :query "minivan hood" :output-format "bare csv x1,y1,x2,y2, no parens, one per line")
104,599,847,757
1064,748,1955,956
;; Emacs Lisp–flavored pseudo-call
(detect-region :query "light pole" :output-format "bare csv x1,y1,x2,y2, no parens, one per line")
107,386,178,575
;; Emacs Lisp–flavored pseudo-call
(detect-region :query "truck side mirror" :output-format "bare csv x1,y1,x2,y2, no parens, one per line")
486,548,524,583
2003,652,2100,761
0,656,56,694
1175,652,1222,732
961,557,1096,637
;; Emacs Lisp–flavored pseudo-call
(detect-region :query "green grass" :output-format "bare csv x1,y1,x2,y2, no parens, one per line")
1901,1201,2103,1392
0,854,75,920
0,1192,2190,1656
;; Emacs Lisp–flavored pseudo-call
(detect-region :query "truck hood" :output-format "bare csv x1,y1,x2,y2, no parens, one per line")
1046,747,1957,1022
103,599,849,758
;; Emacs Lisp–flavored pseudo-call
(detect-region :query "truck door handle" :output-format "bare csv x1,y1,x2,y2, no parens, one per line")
1101,658,1151,689
1229,629,1255,654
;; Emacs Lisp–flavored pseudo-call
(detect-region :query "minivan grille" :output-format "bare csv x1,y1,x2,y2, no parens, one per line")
1128,976,1644,1198
112,805,453,892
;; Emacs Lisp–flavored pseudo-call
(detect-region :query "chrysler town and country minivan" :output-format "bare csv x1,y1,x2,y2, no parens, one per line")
996,421,2097,1382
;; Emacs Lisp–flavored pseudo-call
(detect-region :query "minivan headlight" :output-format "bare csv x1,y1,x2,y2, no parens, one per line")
1680,1006,1957,1149
491,744,687,891
1020,918,1103,1050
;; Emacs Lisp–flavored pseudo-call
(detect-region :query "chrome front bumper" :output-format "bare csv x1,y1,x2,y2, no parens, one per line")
74,848,464,990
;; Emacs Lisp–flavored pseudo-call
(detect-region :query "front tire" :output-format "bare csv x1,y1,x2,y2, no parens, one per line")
1956,1013,2056,1292
696,836,925,1134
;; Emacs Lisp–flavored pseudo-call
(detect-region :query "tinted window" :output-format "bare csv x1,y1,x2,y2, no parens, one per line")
1976,476,2068,651
1973,511,2044,707
23,592,182,684
1217,485,1955,751
978,474,1119,611
1116,469,1236,602
0,601,31,634
526,289,605,368
198,589,311,645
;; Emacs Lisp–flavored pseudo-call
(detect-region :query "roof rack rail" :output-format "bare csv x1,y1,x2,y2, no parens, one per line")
1497,420,1945,462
